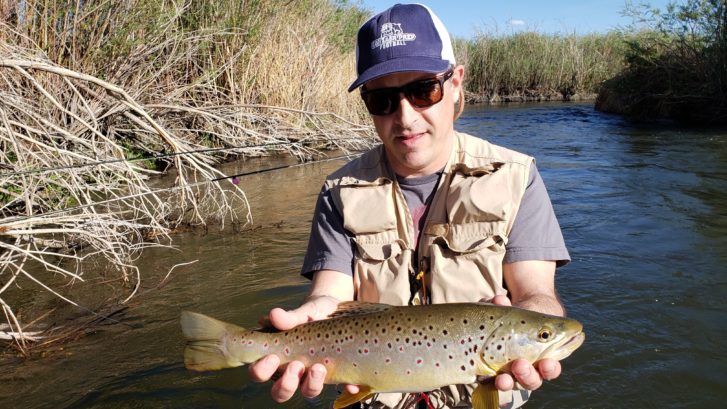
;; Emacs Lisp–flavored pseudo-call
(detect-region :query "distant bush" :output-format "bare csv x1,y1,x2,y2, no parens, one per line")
596,0,727,124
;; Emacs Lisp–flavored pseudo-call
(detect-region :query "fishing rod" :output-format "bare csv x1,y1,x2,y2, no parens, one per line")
4,152,363,223
0,137,366,179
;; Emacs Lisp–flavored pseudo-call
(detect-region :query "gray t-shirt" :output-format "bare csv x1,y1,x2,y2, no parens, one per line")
301,162,570,278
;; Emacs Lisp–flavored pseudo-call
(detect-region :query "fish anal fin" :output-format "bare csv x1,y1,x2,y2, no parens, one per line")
332,386,374,409
327,301,393,319
472,382,499,409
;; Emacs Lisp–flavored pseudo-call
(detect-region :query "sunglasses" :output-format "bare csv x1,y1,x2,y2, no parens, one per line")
360,69,454,116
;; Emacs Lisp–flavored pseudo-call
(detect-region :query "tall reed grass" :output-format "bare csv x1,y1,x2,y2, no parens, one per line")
456,31,628,102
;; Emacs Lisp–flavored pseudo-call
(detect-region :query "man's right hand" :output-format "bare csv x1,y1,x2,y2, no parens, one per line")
248,295,360,402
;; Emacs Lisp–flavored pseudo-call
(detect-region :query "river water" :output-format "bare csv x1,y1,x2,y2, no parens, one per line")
2,102,726,408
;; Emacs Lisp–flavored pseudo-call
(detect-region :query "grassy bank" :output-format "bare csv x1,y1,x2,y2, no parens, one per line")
0,0,374,352
596,0,727,123
456,31,628,102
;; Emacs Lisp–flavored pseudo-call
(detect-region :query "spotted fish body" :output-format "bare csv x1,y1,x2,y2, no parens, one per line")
181,302,584,407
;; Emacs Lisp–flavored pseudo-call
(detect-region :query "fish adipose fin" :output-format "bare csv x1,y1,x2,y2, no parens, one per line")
332,386,374,409
181,311,245,371
327,301,393,319
472,382,499,409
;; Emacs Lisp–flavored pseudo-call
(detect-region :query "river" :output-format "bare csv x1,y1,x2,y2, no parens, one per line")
2,102,726,408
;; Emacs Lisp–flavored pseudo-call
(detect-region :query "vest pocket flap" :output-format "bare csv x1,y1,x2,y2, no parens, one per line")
338,177,396,234
353,236,405,261
447,165,512,223
441,222,505,253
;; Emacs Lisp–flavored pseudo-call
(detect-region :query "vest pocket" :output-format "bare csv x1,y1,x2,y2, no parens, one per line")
447,163,512,223
337,176,396,234
426,221,508,303
352,232,412,305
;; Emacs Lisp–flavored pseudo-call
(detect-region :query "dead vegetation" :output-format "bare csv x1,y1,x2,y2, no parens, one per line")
0,0,374,353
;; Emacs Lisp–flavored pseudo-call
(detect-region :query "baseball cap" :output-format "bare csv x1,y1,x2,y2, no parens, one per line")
348,3,456,92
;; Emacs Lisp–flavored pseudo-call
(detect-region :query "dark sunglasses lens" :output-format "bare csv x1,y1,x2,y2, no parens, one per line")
364,91,397,115
407,79,442,107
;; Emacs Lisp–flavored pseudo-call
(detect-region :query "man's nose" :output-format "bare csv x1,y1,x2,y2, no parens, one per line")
394,94,418,125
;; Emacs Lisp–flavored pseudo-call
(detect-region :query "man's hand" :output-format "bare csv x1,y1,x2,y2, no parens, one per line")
249,296,339,402
488,294,562,393
248,269,360,403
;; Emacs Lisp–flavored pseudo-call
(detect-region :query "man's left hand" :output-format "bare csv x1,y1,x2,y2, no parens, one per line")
488,294,562,392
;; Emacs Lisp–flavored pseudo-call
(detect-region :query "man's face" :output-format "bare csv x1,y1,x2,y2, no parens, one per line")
363,65,464,178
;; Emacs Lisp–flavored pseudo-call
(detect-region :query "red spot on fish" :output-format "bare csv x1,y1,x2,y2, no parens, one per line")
416,358,423,365
336,347,342,354
247,340,254,345
309,348,315,356
324,358,331,365
283,347,290,356
399,346,405,353
363,348,369,354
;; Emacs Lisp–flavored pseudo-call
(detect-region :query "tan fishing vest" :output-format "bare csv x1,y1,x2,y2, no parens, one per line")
326,131,533,408
327,131,533,306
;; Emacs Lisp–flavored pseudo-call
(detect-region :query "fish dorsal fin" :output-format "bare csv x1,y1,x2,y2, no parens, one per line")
332,385,374,409
327,301,393,319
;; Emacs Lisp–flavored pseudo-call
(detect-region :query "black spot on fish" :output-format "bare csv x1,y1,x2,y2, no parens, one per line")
463,319,468,325
470,359,475,366
521,320,526,325
429,325,434,330
460,365,466,371
443,330,449,335
443,344,448,349
479,325,485,330
497,345,502,350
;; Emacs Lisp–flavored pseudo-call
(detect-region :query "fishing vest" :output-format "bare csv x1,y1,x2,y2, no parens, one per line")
326,131,533,306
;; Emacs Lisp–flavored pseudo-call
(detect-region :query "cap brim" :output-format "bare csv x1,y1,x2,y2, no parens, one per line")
348,57,451,92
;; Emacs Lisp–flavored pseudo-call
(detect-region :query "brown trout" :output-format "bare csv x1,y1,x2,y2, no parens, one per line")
181,302,584,409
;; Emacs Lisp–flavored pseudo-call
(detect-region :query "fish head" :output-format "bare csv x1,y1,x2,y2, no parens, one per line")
480,310,585,374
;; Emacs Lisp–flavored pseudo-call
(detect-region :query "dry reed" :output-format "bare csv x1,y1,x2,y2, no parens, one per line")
0,0,374,353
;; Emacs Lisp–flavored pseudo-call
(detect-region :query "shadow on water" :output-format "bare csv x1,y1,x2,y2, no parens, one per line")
2,102,727,408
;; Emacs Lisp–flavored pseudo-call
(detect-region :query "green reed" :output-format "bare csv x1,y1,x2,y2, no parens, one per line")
455,31,628,101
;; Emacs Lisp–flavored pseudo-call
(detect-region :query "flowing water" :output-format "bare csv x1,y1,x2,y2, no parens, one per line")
2,102,726,408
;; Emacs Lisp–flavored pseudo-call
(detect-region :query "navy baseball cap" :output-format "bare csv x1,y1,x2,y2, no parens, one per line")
348,3,456,92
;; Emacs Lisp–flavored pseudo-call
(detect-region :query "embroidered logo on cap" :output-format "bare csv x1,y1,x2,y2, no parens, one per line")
371,23,416,50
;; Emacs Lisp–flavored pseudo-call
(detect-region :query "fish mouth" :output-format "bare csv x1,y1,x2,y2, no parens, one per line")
544,331,585,361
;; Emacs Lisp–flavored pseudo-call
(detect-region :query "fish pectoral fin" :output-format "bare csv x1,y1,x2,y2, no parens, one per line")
332,386,374,409
472,382,499,409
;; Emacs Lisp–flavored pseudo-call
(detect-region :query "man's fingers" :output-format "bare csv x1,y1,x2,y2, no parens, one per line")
300,364,327,398
494,372,515,391
536,359,561,381
489,294,512,306
249,354,280,382
271,361,305,402
510,359,543,390
344,384,360,394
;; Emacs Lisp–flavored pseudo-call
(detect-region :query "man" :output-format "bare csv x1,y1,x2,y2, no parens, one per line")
250,4,570,408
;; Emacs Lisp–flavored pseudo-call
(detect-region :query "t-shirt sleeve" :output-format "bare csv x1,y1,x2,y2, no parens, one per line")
300,186,356,279
504,163,570,267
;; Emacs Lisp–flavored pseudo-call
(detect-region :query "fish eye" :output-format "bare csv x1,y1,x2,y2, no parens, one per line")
537,327,554,342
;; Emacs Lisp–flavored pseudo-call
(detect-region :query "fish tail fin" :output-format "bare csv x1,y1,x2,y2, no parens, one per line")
181,311,249,371
333,386,374,409
472,382,499,409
